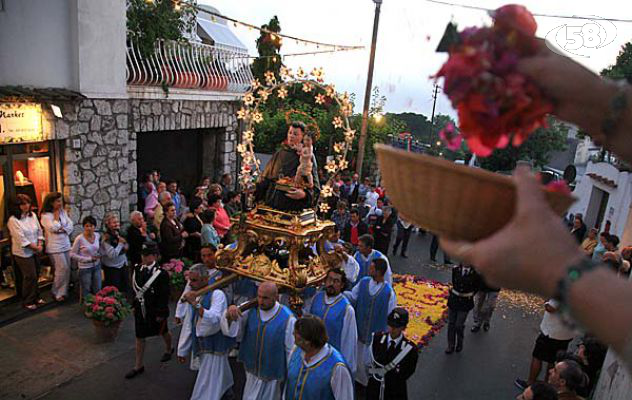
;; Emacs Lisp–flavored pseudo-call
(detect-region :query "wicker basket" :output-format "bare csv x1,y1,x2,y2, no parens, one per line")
375,144,576,241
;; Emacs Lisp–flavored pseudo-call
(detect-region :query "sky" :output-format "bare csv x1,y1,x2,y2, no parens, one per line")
202,0,632,118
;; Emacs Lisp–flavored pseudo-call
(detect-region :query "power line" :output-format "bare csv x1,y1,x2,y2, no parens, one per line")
423,0,632,24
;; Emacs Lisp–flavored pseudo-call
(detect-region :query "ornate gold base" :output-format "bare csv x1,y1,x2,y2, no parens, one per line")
216,205,341,310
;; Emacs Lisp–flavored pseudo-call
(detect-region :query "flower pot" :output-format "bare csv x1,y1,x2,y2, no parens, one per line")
92,319,122,343
375,144,576,241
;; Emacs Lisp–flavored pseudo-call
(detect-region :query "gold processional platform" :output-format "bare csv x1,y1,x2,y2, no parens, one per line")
211,206,341,313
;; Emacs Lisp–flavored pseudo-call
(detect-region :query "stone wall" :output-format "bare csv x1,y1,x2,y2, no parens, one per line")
53,98,240,230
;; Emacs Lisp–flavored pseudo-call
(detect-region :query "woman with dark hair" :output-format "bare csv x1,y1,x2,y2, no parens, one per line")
200,209,220,248
160,202,187,261
7,194,45,310
182,197,204,260
70,216,102,300
208,194,231,241
40,192,74,302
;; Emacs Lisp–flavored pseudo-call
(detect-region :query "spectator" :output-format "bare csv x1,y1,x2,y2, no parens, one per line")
591,232,609,262
223,191,241,218
101,213,129,293
7,194,45,310
192,185,208,209
515,299,576,391
40,192,74,302
127,211,152,267
208,183,223,199
580,229,598,257
182,197,204,260
143,182,158,220
70,216,101,301
166,180,184,218
220,173,233,198
358,177,370,200
208,194,231,240
365,184,379,209
373,206,395,255
366,197,384,229
347,173,361,204
342,208,368,249
160,202,187,261
570,215,587,244
577,336,607,396
331,200,351,232
153,190,172,229
200,209,220,248
138,173,152,212
548,360,589,400
517,382,559,400
393,214,413,258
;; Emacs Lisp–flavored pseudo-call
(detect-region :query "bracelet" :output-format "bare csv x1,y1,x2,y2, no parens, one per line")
601,81,629,136
553,257,601,311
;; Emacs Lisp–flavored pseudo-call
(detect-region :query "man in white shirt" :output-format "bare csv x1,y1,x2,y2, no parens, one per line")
514,299,576,391
178,264,234,400
284,315,354,400
364,184,380,209
221,282,296,400
345,258,397,386
307,268,358,375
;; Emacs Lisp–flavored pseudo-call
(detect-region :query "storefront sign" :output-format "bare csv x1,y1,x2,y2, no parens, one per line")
0,103,45,144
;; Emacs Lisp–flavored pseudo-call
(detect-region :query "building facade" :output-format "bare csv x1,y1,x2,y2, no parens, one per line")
0,0,250,301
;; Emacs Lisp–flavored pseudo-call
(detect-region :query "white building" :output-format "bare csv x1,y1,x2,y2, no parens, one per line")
0,0,252,301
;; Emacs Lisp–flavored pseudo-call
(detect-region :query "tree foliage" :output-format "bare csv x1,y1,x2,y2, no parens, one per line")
126,0,197,57
251,16,283,82
601,42,632,83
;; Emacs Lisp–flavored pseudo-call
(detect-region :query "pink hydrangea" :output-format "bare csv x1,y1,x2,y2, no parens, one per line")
105,312,115,319
105,306,115,314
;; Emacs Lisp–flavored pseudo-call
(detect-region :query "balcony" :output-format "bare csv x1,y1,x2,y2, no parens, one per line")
126,35,253,100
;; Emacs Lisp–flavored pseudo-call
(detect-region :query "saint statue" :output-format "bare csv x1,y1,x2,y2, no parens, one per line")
255,121,320,212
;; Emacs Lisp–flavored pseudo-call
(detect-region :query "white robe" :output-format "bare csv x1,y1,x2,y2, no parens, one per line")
305,292,358,376
177,289,233,400
356,251,393,285
341,255,360,284
175,269,223,320
345,279,397,386
221,302,296,400
283,344,355,400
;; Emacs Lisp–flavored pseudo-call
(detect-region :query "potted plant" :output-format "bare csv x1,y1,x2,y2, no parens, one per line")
162,258,192,301
84,286,132,343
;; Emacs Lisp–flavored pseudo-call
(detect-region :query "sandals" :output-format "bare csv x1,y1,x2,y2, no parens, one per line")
160,348,175,362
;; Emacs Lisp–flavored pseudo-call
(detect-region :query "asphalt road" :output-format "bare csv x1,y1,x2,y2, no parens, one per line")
2,233,543,400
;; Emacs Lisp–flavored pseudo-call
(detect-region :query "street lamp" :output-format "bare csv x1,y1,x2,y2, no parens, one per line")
355,0,383,176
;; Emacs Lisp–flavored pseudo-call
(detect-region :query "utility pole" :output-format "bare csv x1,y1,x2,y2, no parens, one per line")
355,0,382,176
428,83,439,151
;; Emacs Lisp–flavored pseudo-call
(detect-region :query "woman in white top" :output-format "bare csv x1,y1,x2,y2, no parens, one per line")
7,194,45,310
70,216,101,300
40,192,74,302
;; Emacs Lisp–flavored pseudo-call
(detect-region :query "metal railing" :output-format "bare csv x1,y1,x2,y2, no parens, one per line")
126,35,253,93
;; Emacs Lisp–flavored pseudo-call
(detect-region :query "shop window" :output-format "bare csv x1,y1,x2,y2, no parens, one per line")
12,157,50,212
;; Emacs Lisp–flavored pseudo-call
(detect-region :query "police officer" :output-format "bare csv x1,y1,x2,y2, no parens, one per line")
366,307,419,400
445,263,481,354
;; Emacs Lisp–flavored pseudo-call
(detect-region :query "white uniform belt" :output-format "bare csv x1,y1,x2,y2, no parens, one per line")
451,289,475,297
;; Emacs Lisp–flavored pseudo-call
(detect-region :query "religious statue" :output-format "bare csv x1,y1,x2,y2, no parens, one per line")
254,121,320,212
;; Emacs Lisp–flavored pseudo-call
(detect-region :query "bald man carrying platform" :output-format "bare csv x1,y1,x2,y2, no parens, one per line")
221,282,296,400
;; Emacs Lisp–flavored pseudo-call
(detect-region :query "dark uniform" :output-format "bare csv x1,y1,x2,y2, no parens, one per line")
446,264,481,353
367,308,419,400
131,244,170,339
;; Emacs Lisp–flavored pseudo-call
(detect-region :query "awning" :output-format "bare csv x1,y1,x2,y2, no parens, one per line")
197,17,248,53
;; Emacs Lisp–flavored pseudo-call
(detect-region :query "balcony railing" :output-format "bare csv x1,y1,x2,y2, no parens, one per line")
126,36,253,93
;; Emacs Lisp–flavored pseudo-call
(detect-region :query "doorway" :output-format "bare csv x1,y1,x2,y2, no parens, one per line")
137,128,223,198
